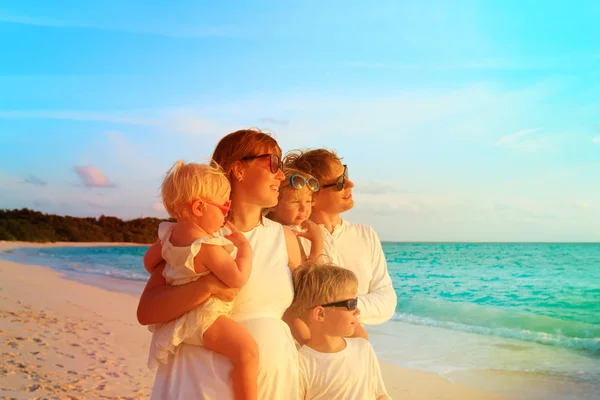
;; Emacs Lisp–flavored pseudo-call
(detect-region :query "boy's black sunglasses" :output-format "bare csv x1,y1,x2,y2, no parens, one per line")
321,297,358,311
320,165,348,191
241,153,283,174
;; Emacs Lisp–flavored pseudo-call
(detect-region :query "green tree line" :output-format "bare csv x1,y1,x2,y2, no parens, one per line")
0,208,170,243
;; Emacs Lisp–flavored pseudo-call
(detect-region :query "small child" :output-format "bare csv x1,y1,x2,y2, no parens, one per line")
267,167,324,261
143,160,257,400
291,262,391,400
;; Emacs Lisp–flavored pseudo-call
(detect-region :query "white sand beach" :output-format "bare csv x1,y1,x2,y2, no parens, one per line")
0,241,506,399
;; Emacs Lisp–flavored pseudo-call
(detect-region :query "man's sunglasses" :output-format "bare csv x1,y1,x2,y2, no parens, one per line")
321,297,358,311
320,165,348,191
289,174,320,192
241,153,283,174
203,199,231,216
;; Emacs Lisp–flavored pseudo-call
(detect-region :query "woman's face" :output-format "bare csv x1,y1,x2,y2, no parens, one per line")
313,161,354,215
236,152,285,208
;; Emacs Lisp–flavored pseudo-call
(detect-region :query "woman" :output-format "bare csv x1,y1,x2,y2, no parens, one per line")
137,129,302,399
284,149,397,325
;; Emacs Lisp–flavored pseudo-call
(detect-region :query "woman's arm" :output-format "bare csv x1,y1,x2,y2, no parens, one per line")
136,263,239,325
143,240,163,273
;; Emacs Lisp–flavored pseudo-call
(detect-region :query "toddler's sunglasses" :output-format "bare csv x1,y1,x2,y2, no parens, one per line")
203,199,231,216
321,165,348,191
289,174,320,192
321,297,358,311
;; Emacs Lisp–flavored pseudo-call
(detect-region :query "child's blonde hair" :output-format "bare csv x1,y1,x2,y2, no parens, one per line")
290,261,358,318
161,160,231,219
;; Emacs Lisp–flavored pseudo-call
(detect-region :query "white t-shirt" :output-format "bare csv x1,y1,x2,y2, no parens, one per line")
299,338,391,400
300,220,397,324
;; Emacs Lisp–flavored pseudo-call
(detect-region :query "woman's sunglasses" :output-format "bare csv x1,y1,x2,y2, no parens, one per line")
241,153,283,174
321,297,358,311
320,165,348,191
203,199,231,216
289,174,320,192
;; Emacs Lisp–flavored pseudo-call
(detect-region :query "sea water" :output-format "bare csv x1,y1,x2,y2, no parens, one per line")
2,242,599,399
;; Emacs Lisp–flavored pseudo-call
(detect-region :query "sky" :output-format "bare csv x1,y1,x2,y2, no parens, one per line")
1,0,599,242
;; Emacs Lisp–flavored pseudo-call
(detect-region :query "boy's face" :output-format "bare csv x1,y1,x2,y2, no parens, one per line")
270,187,313,226
321,288,360,338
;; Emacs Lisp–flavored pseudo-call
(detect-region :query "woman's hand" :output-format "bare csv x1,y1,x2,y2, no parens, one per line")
204,273,240,302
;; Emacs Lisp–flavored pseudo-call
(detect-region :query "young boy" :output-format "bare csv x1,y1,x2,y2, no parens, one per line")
291,262,391,400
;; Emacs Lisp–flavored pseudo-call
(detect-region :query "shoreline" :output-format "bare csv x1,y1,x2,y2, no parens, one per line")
0,240,149,249
0,241,507,399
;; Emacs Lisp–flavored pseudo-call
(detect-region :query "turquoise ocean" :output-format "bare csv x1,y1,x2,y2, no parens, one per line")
2,243,599,399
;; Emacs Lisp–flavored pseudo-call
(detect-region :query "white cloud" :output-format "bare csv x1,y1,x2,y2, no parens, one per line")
152,202,167,214
496,128,541,146
0,110,155,125
74,166,115,188
593,136,600,144
495,128,568,152
0,10,233,38
105,130,149,170
354,180,409,195
166,112,226,136
571,201,590,210
23,174,48,187
347,190,600,242
260,117,290,127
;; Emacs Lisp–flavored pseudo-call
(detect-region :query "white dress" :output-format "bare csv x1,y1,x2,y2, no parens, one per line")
147,222,236,369
151,218,298,400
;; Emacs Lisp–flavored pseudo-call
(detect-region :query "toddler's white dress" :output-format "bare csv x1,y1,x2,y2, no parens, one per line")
147,222,235,368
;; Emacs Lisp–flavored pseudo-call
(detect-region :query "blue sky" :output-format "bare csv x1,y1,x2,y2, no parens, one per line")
1,0,599,241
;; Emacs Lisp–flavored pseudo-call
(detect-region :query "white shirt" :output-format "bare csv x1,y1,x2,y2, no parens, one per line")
300,220,397,324
299,338,391,400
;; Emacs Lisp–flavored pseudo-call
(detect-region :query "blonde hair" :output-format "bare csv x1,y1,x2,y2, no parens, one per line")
161,160,231,219
290,261,358,318
284,148,342,184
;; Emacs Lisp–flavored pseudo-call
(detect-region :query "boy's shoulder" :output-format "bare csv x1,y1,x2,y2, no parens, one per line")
345,337,375,352
299,337,372,360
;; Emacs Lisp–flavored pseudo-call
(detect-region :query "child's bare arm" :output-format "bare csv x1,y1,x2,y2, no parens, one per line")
283,227,302,269
195,222,252,288
295,220,324,262
283,309,311,345
143,240,163,273
196,243,252,288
